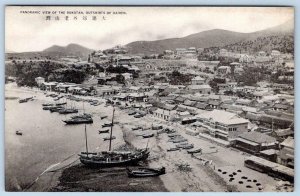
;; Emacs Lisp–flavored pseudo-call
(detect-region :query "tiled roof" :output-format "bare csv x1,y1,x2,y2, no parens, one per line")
239,132,277,144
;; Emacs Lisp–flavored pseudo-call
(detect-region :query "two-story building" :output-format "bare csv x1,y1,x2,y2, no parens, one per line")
196,110,249,141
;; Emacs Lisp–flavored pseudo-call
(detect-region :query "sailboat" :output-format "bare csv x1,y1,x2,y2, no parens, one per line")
78,107,150,168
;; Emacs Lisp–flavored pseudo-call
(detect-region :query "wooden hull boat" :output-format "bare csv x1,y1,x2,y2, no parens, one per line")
99,129,109,134
127,167,166,178
79,149,150,168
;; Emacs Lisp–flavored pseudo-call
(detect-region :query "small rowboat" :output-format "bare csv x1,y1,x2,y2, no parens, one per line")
102,123,113,128
103,136,116,141
100,116,108,120
126,167,166,178
16,130,23,136
182,144,194,150
99,129,109,134
142,133,154,138
42,103,54,107
132,126,142,131
187,148,202,154
167,147,179,152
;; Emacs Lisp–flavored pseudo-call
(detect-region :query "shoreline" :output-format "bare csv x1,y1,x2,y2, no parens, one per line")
5,83,292,192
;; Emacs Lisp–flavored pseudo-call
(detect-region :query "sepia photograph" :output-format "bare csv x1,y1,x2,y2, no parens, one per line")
4,6,294,192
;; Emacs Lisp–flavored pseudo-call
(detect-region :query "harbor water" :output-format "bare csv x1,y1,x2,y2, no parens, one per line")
5,84,124,191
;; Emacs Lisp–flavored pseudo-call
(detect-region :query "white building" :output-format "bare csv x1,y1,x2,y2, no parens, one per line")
35,77,45,87
196,110,249,141
191,76,205,85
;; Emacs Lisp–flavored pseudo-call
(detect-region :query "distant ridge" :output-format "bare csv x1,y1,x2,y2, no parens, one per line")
42,43,93,57
125,19,294,55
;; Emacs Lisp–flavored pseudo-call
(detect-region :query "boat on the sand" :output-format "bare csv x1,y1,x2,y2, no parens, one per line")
99,129,109,134
103,136,116,141
42,103,54,107
167,147,179,152
78,107,150,168
55,102,67,106
102,123,113,128
100,115,108,120
187,148,202,154
126,167,166,178
142,133,154,138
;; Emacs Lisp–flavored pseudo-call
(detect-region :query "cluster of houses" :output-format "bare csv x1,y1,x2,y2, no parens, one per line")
32,46,294,173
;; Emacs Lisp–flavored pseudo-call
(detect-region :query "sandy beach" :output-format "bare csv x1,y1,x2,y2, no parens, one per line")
5,83,293,192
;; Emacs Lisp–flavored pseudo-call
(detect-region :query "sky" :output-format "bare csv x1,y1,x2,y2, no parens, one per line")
5,6,294,53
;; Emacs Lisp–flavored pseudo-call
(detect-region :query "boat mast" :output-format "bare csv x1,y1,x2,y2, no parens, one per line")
109,107,115,151
83,101,85,114
85,124,89,156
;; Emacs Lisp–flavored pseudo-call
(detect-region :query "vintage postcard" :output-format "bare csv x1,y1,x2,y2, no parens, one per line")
5,6,294,192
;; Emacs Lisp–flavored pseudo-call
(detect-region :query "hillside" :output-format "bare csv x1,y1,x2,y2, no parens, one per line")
126,29,248,55
6,43,93,60
222,19,294,54
125,19,294,55
224,35,294,54
42,43,93,58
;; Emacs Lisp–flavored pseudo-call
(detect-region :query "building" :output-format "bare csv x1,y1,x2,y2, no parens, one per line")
191,76,205,85
164,50,174,55
175,48,187,55
40,82,58,91
152,104,177,121
233,131,278,154
35,77,45,87
196,110,249,141
217,66,231,75
187,85,211,94
219,49,228,56
197,61,220,72
277,137,294,168
239,54,255,63
271,50,281,58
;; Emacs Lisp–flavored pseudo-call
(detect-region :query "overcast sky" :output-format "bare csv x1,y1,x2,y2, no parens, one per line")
5,6,294,52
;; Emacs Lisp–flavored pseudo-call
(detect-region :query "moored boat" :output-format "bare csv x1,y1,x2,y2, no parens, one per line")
16,130,23,135
59,108,78,114
19,97,33,103
50,106,65,112
71,113,92,119
63,117,93,124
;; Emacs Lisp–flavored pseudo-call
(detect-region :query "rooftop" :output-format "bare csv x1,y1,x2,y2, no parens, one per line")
196,110,249,125
239,132,277,144
281,137,294,149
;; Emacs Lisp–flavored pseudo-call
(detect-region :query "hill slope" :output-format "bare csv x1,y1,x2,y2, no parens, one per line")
42,43,93,58
126,29,248,55
126,19,294,55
